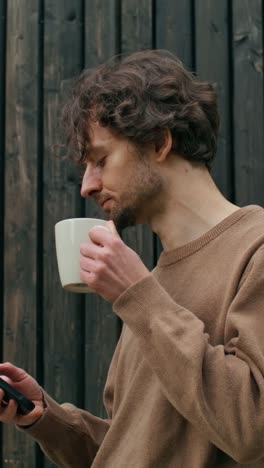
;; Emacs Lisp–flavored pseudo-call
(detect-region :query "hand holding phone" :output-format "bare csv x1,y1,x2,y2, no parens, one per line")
0,378,35,415
0,362,44,426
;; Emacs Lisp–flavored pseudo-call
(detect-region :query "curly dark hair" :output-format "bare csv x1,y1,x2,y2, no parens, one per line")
62,49,220,170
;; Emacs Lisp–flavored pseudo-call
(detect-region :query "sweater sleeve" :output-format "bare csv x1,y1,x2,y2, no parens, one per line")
113,249,264,464
19,326,124,467
19,392,110,467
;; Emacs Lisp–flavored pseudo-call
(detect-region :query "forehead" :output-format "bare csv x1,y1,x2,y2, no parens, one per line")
85,122,134,160
88,122,115,150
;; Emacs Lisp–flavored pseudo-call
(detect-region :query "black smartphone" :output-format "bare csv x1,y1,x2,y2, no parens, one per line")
0,377,35,415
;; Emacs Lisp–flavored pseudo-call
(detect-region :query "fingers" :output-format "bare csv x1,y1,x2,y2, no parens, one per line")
82,221,120,252
80,256,96,273
0,362,27,382
105,220,119,236
80,242,101,259
0,389,18,423
0,375,12,386
80,269,93,287
88,225,115,246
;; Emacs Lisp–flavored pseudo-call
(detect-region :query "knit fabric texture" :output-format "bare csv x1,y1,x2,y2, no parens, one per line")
24,205,264,467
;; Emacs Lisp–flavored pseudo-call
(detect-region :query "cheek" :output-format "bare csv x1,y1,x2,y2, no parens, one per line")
103,165,133,192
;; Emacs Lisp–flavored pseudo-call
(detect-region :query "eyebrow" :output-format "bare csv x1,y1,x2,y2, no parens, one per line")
86,144,108,159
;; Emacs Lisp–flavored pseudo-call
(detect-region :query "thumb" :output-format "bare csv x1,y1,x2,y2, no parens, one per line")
105,220,120,237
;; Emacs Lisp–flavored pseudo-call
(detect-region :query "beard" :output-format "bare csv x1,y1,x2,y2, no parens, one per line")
110,161,164,233
111,205,137,233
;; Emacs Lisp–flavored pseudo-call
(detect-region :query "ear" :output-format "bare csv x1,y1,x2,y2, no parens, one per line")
154,129,172,163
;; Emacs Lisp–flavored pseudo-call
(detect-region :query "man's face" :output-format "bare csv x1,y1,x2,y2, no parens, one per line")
80,123,163,232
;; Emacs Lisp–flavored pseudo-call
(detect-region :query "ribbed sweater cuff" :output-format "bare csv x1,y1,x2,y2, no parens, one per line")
17,391,77,440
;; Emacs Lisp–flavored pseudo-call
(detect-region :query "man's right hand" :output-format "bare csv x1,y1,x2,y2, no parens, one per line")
0,362,45,427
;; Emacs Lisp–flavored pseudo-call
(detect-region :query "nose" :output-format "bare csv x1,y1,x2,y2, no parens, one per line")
80,164,102,198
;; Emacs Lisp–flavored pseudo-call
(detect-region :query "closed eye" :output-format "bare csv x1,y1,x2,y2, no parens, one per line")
96,156,107,168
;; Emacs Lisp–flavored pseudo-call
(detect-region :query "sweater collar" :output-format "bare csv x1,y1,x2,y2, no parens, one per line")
157,205,262,267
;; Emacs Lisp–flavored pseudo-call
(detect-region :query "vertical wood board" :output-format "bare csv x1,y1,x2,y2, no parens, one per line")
233,0,264,205
42,8,84,468
155,0,193,68
121,0,153,54
3,1,39,465
195,0,233,200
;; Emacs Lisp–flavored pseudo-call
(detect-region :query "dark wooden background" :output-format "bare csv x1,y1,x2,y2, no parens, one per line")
0,0,263,466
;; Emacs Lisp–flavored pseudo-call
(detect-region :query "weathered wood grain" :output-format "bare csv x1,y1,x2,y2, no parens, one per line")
232,0,264,205
3,0,39,465
195,0,233,200
85,0,119,66
0,1,6,466
42,2,84,466
156,0,193,68
84,0,121,418
121,0,153,54
0,0,5,168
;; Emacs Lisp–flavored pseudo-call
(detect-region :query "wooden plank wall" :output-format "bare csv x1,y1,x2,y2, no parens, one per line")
0,1,263,466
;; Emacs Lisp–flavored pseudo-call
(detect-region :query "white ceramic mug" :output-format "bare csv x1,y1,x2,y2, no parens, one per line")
55,218,108,293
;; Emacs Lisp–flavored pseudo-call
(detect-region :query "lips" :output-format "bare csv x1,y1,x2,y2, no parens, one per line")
101,198,112,210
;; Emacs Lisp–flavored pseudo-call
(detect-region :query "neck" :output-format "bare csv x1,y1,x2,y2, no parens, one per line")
149,160,239,251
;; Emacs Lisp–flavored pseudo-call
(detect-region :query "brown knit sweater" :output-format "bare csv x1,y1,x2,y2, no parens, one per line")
24,205,264,467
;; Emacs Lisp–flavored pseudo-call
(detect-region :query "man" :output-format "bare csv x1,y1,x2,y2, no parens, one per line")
0,49,264,467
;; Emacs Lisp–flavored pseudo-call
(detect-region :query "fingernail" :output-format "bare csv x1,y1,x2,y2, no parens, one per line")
91,225,109,231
